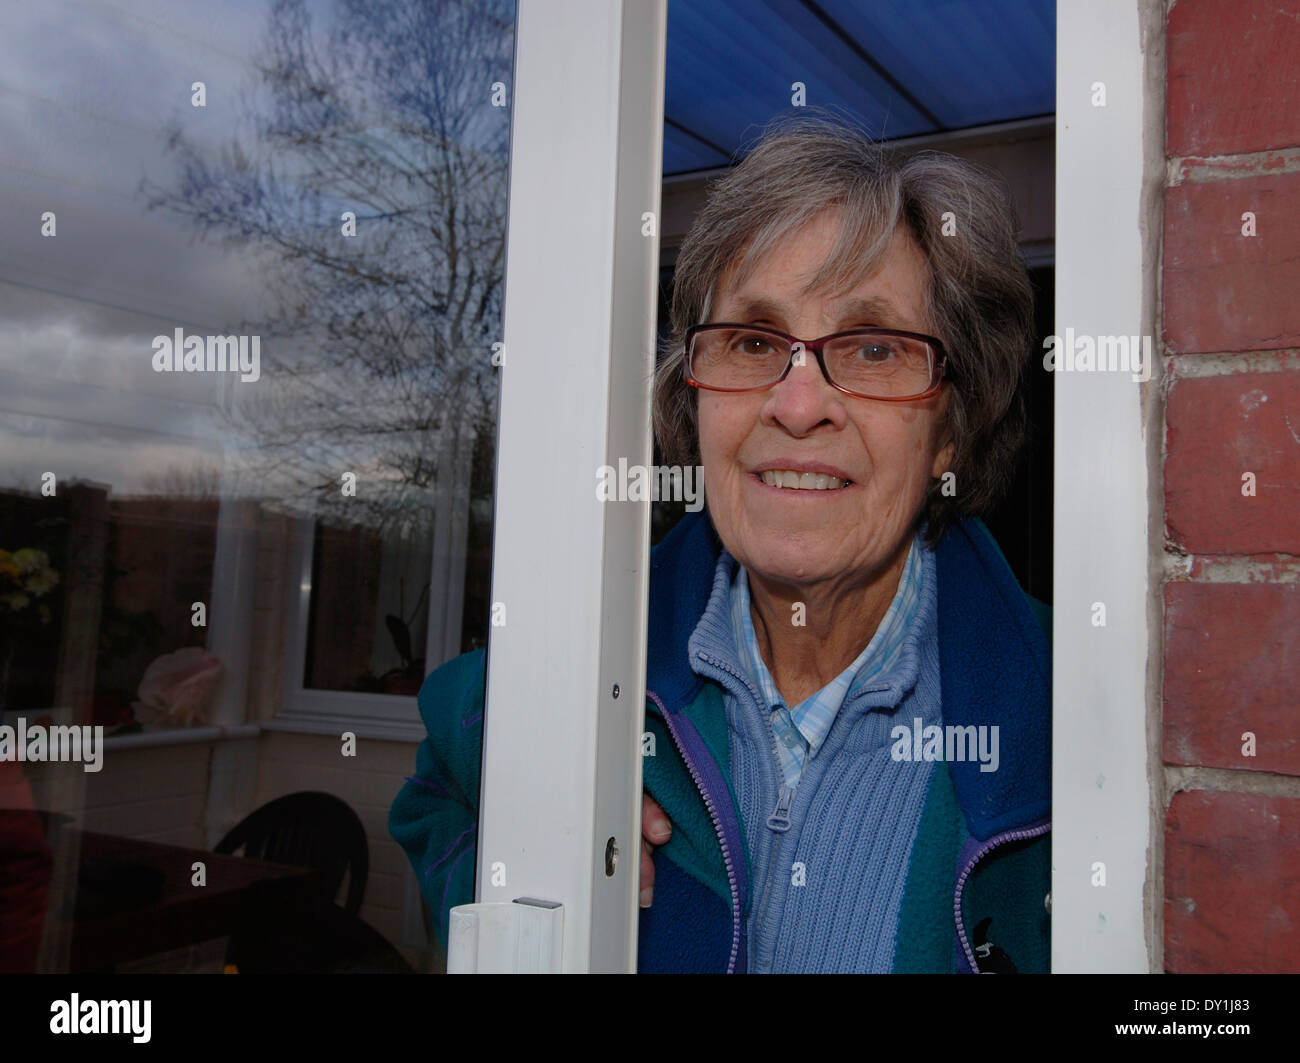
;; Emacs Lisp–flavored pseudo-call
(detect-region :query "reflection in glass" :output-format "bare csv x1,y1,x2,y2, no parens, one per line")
0,0,513,974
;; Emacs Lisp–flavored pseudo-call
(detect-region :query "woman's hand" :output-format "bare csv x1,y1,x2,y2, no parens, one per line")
640,791,672,907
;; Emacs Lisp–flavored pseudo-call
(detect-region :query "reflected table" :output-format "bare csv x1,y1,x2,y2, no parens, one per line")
53,830,320,973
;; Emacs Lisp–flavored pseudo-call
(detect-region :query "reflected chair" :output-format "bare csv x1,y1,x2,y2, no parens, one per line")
215,791,412,972
215,790,367,915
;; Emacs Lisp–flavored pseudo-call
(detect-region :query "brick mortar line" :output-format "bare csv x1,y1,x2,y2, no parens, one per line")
1159,554,1300,582
1162,351,1300,376
1166,146,1300,186
1163,765,1300,801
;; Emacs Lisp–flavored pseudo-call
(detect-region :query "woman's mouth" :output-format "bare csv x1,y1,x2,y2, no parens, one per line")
753,470,854,491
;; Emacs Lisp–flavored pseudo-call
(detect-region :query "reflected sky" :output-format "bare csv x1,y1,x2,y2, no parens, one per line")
0,0,277,324
0,0,513,504
0,0,320,494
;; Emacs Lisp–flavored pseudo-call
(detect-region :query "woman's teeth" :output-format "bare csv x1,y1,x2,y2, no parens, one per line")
759,470,852,490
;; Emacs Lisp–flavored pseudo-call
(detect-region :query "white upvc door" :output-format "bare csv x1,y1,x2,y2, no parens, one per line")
454,0,667,973
466,0,1157,975
1052,0,1154,973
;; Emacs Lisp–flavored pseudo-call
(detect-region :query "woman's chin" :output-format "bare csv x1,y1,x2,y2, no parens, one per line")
741,544,845,587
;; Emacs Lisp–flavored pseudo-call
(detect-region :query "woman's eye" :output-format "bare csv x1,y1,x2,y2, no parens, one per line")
854,343,895,362
733,335,776,355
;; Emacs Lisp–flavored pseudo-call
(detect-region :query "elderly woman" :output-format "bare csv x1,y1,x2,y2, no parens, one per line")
390,117,1050,974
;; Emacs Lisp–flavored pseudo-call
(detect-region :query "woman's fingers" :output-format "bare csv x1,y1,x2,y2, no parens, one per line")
642,792,671,844
640,837,655,908
640,792,672,907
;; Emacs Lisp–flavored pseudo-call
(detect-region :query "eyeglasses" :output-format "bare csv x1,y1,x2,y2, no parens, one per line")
683,323,947,401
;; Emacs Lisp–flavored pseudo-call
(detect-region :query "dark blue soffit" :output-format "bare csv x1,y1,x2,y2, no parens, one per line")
664,0,1055,175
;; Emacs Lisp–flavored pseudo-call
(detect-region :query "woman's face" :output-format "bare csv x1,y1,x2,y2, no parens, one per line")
697,210,954,592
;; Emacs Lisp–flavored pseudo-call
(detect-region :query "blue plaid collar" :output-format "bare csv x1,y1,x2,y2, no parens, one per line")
709,530,928,785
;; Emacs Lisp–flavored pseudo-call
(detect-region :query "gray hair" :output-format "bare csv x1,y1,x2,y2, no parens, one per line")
652,114,1035,545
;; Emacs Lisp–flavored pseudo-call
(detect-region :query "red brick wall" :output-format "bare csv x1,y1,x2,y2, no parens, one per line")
1161,0,1300,973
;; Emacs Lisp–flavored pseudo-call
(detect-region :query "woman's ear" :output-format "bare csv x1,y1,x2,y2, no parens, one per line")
930,388,956,480
930,437,955,481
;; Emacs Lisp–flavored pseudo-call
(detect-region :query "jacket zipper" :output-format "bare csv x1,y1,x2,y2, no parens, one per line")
652,669,1049,975
696,649,797,974
767,784,795,832
751,783,795,972
953,819,1051,973
646,688,743,974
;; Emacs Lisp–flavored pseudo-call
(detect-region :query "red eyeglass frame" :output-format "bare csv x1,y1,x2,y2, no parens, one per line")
683,322,949,402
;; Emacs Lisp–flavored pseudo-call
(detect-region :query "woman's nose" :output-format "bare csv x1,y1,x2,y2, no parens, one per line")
766,351,840,426
778,347,833,393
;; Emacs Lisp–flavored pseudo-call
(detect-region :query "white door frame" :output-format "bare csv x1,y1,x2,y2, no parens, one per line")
467,0,1158,974
1052,0,1155,973
463,0,666,973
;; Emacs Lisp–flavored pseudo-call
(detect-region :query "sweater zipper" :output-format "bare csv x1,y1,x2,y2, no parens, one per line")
953,819,1050,973
767,785,795,832
696,649,796,974
751,783,795,972
646,688,743,974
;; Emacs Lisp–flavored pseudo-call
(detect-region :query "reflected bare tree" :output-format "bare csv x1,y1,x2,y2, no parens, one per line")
139,461,223,500
143,0,512,533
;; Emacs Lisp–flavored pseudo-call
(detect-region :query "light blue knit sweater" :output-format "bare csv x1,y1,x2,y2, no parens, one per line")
687,541,941,973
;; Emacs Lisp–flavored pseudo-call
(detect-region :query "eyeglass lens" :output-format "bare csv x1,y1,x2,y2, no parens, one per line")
689,327,933,398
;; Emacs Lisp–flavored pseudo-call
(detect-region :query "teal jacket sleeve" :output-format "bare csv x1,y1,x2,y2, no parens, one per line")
388,648,486,951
